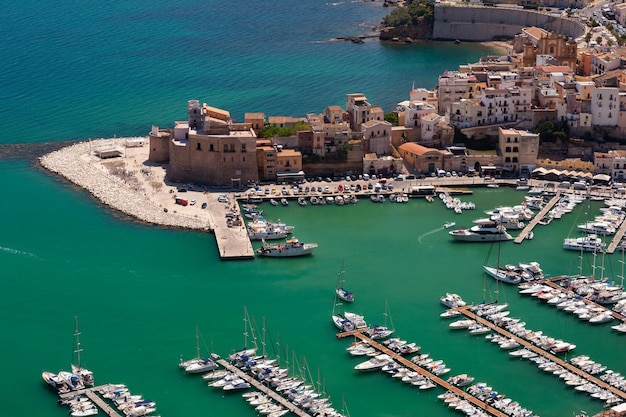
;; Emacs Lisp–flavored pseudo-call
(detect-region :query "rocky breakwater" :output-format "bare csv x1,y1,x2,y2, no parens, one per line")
39,138,212,231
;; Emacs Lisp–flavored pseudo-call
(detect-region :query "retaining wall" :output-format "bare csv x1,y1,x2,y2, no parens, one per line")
433,5,586,41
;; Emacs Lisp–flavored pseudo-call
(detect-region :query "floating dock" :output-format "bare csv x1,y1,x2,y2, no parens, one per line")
337,329,510,417
514,192,561,244
58,386,123,417
606,219,626,254
214,357,312,417
453,305,626,402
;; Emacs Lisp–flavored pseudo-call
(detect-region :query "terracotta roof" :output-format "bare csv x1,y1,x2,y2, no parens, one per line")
398,142,442,156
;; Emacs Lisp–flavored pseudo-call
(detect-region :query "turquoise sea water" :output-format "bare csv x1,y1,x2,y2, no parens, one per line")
2,1,624,416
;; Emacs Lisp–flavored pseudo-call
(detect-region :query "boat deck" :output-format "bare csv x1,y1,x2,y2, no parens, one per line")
214,357,313,417
514,192,561,244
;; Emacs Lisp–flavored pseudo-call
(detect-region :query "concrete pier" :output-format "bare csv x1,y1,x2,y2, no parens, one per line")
514,192,561,244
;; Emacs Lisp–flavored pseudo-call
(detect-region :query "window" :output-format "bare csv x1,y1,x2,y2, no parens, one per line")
210,144,214,152
196,142,201,151
242,144,247,152
513,147,519,152
230,144,235,152
224,144,228,152
512,157,518,163
506,146,511,153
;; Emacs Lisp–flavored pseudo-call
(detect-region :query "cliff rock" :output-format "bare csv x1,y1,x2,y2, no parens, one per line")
379,17,433,41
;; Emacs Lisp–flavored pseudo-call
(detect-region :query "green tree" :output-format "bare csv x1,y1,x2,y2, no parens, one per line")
384,112,399,126
585,32,592,43
596,36,603,45
294,120,311,132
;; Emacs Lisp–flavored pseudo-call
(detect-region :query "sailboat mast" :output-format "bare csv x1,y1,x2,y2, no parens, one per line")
195,324,200,359
620,245,624,290
74,316,82,368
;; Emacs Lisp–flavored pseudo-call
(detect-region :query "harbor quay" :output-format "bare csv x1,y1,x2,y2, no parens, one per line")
39,138,622,260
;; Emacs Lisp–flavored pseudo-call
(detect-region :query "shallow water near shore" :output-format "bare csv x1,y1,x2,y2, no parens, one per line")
2,157,624,417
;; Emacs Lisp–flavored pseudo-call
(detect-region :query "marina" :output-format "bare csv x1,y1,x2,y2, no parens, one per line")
28,181,626,417
336,328,527,417
448,304,626,404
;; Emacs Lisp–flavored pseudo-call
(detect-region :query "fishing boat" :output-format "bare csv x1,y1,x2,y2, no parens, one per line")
179,325,218,373
335,262,354,303
257,238,317,257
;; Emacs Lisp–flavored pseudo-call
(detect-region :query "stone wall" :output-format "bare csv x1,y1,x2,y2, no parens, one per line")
433,5,586,41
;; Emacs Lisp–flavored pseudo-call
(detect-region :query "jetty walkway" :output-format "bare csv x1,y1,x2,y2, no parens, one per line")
607,219,626,254
336,329,509,417
454,306,626,402
59,386,123,417
514,192,561,244
214,357,312,417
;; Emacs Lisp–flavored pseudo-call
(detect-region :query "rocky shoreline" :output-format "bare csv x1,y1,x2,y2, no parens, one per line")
39,139,211,231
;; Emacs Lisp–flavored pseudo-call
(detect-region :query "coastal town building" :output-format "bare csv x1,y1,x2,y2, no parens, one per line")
149,100,259,187
498,127,540,177
437,71,479,116
512,28,577,71
346,93,384,132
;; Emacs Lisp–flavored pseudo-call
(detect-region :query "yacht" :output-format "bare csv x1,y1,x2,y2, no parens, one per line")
577,221,616,236
449,221,512,242
354,354,394,371
563,235,606,252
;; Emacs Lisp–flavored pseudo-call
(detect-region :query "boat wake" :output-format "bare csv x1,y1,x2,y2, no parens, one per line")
0,245,38,259
417,227,445,244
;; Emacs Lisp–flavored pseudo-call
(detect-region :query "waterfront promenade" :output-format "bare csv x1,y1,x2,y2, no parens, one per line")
39,138,626,260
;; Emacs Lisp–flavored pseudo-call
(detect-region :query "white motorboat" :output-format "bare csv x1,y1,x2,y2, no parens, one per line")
449,221,512,242
449,319,476,329
257,238,317,257
443,221,456,229
563,235,606,252
440,293,466,308
223,378,251,391
611,323,626,333
447,374,475,387
577,221,616,236
354,354,394,371
58,371,85,391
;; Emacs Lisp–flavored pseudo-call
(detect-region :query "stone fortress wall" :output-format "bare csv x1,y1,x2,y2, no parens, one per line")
433,5,587,41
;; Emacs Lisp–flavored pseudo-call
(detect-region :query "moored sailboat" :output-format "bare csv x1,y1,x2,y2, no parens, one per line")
179,325,218,373
334,262,354,303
